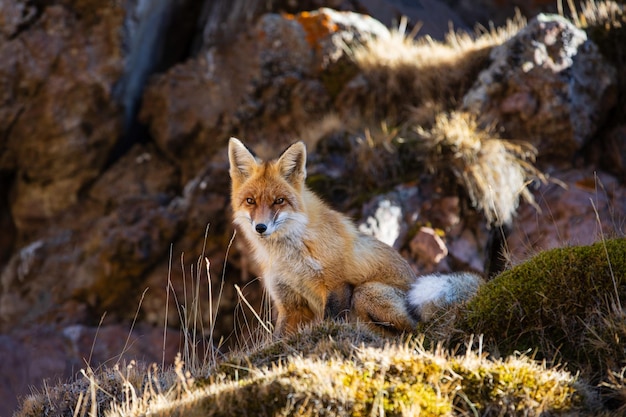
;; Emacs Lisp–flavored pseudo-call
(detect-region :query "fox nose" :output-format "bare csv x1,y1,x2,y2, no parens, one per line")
255,223,267,234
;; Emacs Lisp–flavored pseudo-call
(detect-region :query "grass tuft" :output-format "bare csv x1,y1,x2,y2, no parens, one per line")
410,111,546,226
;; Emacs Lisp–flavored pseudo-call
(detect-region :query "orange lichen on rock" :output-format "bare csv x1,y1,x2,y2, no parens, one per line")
284,10,339,50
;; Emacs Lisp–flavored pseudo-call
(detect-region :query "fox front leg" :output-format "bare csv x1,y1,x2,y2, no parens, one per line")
273,303,317,337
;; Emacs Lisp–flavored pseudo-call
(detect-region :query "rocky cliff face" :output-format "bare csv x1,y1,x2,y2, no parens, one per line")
1,1,625,415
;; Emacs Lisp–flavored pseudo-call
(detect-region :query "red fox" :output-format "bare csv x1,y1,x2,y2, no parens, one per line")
228,137,482,336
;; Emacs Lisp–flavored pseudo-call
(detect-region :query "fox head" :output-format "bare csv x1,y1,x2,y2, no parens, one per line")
228,137,308,240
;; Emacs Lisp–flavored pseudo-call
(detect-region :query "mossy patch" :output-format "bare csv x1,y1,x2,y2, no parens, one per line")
460,238,626,377
122,328,590,417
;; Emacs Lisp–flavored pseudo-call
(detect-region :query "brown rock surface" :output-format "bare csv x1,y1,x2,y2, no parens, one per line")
507,169,625,264
410,226,449,266
463,14,617,160
139,8,392,176
1,324,181,415
0,5,124,236
0,143,185,331
0,0,36,38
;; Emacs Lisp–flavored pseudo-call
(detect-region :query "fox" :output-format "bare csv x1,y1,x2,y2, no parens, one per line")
228,137,483,336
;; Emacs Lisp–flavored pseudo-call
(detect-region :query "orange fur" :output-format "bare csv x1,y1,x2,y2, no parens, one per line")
229,137,418,336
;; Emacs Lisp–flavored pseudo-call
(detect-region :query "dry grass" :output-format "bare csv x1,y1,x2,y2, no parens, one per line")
577,0,625,28
157,334,590,417
601,366,626,413
38,322,589,417
301,113,545,226
410,111,546,226
164,225,231,374
347,13,526,123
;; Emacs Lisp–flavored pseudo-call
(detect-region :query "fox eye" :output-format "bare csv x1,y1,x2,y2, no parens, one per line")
274,197,285,205
245,198,256,205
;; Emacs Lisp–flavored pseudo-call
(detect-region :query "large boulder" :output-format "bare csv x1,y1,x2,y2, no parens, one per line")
139,8,390,176
0,5,124,236
463,14,617,160
0,144,184,330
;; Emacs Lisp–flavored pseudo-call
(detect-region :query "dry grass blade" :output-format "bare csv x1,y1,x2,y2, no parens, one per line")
235,283,273,336
601,366,626,413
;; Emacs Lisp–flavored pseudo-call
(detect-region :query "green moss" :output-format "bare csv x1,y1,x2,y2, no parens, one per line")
461,238,626,376
450,357,586,414
168,335,585,417
340,352,451,416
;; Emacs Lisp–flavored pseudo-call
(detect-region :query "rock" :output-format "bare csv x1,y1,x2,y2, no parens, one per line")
358,184,421,249
447,227,489,273
409,227,448,265
359,198,405,248
288,8,389,98
1,323,181,417
420,196,462,231
412,183,491,274
140,8,389,176
291,8,390,60
0,5,125,236
61,323,181,368
0,144,185,331
1,0,205,238
88,143,180,207
116,0,205,129
357,183,489,275
0,0,36,38
506,169,626,264
0,327,67,417
587,124,626,180
463,14,617,160
0,202,181,330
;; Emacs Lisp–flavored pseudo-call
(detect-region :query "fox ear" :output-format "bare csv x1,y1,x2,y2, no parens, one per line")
277,141,307,184
228,137,257,181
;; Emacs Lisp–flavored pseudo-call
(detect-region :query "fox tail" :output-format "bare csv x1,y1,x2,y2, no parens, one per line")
407,272,483,322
